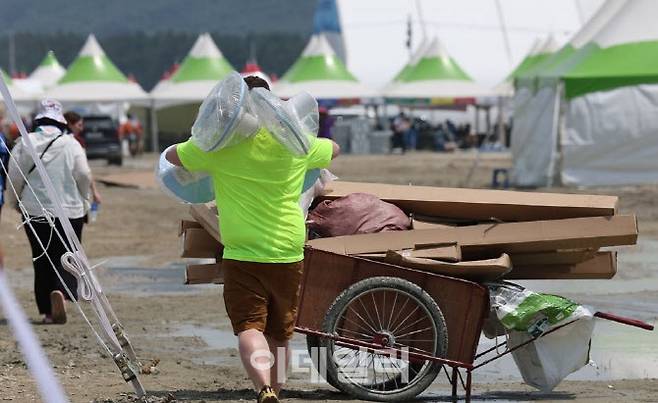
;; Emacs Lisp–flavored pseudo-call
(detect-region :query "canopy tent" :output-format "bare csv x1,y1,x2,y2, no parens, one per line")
511,0,626,187
272,33,376,101
511,0,658,187
29,51,65,89
46,35,148,104
508,36,560,82
383,36,494,104
150,33,234,108
1,68,34,103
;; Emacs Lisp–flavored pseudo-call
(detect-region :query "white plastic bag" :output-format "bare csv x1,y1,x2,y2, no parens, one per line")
509,310,594,392
191,71,259,152
155,146,214,204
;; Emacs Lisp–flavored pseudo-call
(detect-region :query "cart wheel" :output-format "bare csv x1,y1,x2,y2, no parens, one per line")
320,276,448,402
306,335,342,390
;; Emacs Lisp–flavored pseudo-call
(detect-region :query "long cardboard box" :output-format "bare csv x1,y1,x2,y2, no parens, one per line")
185,263,224,284
506,252,616,279
356,243,462,262
320,181,618,222
307,215,637,256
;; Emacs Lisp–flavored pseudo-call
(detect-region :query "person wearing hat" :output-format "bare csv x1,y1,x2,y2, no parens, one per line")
6,98,91,324
166,76,339,403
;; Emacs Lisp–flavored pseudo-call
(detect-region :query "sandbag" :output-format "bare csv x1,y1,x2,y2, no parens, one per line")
308,192,411,237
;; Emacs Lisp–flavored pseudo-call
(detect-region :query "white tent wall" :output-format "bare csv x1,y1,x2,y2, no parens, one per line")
561,84,658,186
511,84,561,186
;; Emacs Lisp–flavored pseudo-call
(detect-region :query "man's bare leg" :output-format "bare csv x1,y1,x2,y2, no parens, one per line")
238,328,273,391
266,336,289,395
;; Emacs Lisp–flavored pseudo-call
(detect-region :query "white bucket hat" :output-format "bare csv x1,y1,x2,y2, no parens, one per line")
35,98,67,125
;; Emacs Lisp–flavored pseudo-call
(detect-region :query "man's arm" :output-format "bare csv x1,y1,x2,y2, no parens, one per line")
330,140,340,160
165,144,183,167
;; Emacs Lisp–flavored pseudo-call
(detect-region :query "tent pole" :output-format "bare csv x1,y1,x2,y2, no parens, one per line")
150,100,159,153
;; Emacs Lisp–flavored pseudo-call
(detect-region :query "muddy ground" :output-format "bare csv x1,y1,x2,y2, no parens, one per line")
1,152,656,402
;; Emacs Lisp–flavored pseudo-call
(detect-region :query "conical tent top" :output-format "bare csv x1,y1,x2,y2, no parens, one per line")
392,39,431,83
170,33,234,83
280,34,357,83
58,34,128,84
40,51,63,68
401,37,472,82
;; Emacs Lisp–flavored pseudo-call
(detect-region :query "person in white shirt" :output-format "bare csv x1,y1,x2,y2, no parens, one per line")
7,99,91,324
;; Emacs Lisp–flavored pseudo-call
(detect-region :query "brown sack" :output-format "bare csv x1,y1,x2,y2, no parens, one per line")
308,192,411,237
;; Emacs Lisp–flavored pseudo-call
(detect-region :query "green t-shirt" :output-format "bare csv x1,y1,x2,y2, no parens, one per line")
177,128,333,263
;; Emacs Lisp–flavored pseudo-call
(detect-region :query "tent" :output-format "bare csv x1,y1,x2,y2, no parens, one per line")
29,51,65,89
46,35,148,103
272,33,376,100
511,1,626,186
1,68,34,103
150,33,234,107
508,36,560,82
383,36,494,103
511,0,658,186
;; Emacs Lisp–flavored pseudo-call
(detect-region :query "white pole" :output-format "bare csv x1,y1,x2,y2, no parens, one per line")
495,0,513,66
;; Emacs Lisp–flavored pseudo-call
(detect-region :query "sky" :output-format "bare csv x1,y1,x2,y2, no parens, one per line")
338,0,605,88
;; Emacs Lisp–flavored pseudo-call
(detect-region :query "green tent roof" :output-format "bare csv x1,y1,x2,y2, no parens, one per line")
170,33,233,83
39,50,62,68
281,34,356,83
58,35,128,84
563,40,658,98
399,37,472,83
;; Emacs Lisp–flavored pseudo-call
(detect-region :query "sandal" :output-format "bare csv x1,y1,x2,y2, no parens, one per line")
257,385,278,403
50,291,67,324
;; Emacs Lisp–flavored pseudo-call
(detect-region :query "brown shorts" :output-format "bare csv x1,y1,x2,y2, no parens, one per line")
222,259,304,341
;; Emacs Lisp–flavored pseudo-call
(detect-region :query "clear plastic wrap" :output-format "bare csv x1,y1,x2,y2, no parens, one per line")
191,71,260,152
155,146,215,204
250,87,318,156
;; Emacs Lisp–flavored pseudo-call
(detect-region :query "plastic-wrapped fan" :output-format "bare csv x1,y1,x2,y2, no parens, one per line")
288,91,319,136
250,88,318,156
191,71,260,152
156,146,215,204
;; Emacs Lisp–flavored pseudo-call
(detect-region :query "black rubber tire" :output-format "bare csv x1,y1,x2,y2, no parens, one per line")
319,276,448,402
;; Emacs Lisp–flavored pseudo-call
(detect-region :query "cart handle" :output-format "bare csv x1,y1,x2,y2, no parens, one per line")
594,311,654,331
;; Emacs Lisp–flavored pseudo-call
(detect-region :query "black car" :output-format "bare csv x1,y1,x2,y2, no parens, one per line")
82,115,122,165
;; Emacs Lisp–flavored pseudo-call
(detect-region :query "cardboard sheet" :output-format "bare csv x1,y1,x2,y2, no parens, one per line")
185,263,223,284
320,181,618,221
506,252,617,279
384,251,511,281
356,243,462,262
307,215,637,256
180,228,222,258
189,204,221,243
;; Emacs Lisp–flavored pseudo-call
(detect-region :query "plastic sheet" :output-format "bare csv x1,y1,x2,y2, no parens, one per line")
156,146,215,204
250,87,318,156
191,71,259,152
